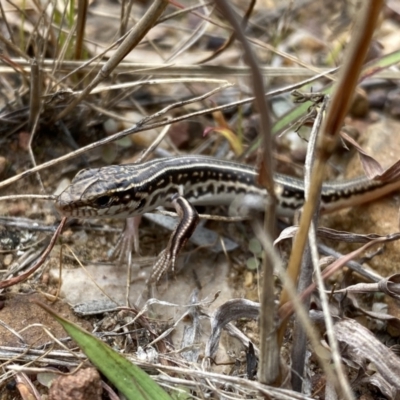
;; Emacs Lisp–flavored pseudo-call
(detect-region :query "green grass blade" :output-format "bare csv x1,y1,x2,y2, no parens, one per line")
34,300,172,400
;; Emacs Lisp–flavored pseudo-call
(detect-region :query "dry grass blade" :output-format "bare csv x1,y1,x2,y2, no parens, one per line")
55,0,168,121
213,0,278,385
342,131,400,181
75,0,88,60
333,275,400,298
28,60,41,133
199,0,255,64
291,95,328,391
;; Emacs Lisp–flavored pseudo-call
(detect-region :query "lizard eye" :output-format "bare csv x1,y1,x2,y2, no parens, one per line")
94,195,111,207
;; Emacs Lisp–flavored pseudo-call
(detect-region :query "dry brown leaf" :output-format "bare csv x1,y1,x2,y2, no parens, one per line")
341,131,400,181
334,318,400,399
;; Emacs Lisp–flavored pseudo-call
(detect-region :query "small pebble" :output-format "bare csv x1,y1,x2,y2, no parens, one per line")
3,254,13,267
20,284,31,293
350,89,369,118
42,273,50,285
244,271,254,288
103,118,118,135
72,230,88,245
54,178,71,197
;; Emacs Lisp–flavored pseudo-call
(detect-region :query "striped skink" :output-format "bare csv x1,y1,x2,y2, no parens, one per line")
56,155,400,280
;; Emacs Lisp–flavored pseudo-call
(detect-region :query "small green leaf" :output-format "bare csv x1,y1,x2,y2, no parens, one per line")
246,257,260,270
34,300,172,400
248,238,262,255
116,136,133,148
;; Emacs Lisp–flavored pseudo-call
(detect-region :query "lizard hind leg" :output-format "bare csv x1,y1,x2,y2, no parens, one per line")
148,194,200,283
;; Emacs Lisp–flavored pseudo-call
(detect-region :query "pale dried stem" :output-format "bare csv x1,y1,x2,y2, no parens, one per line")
291,96,328,391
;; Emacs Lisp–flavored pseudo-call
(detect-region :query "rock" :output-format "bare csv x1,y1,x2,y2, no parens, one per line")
49,368,102,400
